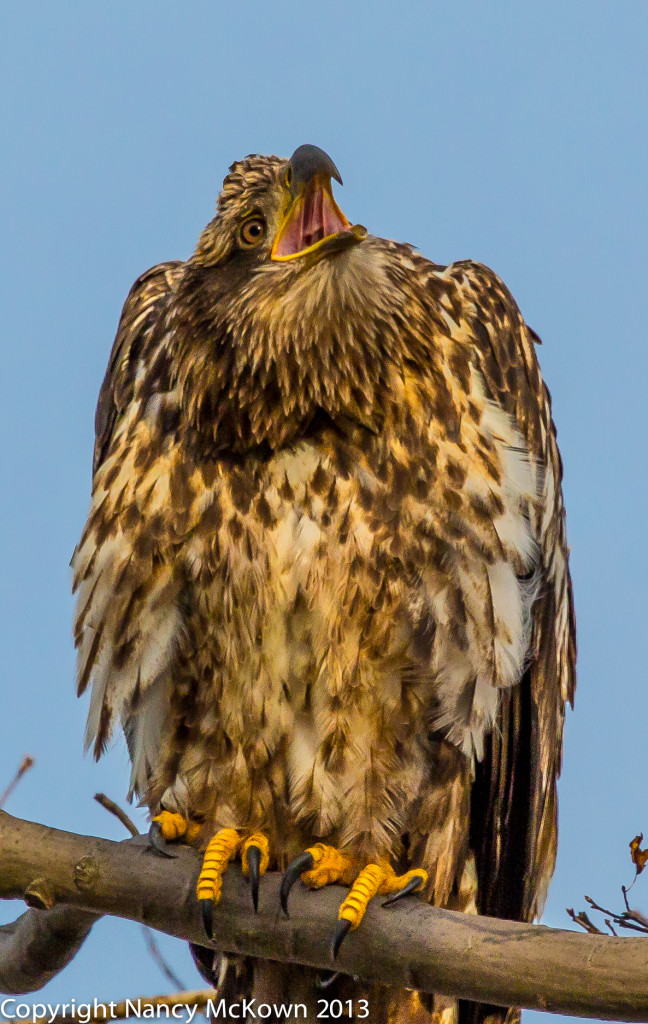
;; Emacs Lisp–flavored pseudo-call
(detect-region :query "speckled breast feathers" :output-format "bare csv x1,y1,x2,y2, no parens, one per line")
72,153,575,924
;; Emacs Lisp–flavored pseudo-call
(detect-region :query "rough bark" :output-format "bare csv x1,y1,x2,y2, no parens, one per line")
2,810,648,1019
0,907,97,994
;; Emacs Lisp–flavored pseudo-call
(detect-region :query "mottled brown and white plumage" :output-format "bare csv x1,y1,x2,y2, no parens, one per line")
72,147,575,1022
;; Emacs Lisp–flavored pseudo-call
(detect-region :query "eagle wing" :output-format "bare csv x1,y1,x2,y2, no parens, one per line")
93,261,182,473
452,260,576,927
74,260,184,783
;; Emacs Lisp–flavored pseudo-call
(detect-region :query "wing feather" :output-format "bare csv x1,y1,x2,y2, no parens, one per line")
73,260,184,779
93,261,182,473
454,260,576,923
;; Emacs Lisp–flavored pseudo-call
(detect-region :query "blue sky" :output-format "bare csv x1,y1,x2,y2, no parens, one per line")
1,3,647,1021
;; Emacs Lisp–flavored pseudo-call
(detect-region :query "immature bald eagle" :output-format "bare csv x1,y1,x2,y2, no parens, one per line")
72,145,575,1022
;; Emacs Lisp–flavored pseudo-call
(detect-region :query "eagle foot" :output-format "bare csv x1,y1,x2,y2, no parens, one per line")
197,828,270,937
280,843,355,915
148,811,201,857
333,864,427,957
280,846,426,959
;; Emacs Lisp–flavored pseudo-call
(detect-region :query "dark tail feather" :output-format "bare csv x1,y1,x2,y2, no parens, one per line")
189,943,253,1007
458,1003,520,1024
191,945,471,1024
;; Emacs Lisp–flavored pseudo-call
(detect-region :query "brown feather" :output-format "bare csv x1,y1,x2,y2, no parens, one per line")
72,153,575,1024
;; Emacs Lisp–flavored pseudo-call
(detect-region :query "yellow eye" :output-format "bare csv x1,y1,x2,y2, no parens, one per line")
239,217,266,247
283,165,292,188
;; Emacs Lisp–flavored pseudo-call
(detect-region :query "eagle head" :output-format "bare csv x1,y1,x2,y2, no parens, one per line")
174,146,398,452
193,144,367,269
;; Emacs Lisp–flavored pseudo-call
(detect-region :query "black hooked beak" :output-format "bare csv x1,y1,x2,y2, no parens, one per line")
286,144,343,196
272,143,364,261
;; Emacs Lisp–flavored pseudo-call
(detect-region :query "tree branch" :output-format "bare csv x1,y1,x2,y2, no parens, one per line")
2,810,648,1020
0,906,97,995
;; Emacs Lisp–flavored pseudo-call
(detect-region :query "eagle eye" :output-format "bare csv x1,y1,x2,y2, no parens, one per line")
239,216,266,248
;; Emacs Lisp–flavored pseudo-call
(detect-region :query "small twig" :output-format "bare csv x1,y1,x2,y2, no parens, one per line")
571,834,648,937
5,988,216,1024
94,793,139,838
141,927,187,992
566,908,604,935
585,895,619,920
620,886,648,928
0,756,34,809
578,891,648,936
617,921,648,934
625,911,648,930
625,870,640,895
93,793,187,990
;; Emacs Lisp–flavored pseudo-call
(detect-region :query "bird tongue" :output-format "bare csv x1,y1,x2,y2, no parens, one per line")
273,182,351,257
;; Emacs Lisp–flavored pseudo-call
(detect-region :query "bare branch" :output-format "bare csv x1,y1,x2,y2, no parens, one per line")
579,893,648,936
0,757,35,810
566,908,604,935
0,907,97,995
93,794,139,838
93,793,186,990
141,927,187,992
3,810,648,1020
622,888,648,930
586,896,622,921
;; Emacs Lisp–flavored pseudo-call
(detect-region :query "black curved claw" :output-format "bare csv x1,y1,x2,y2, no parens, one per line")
279,850,315,917
200,898,214,940
316,970,342,990
381,874,424,907
331,918,352,959
247,844,262,913
148,820,177,858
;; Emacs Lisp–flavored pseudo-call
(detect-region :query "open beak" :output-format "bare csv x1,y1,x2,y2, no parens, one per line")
271,144,363,261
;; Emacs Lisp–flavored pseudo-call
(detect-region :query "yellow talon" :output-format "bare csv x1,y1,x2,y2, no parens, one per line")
300,843,355,888
152,811,201,843
338,864,429,930
380,867,428,898
241,833,270,877
281,843,427,957
196,827,243,903
338,864,386,929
